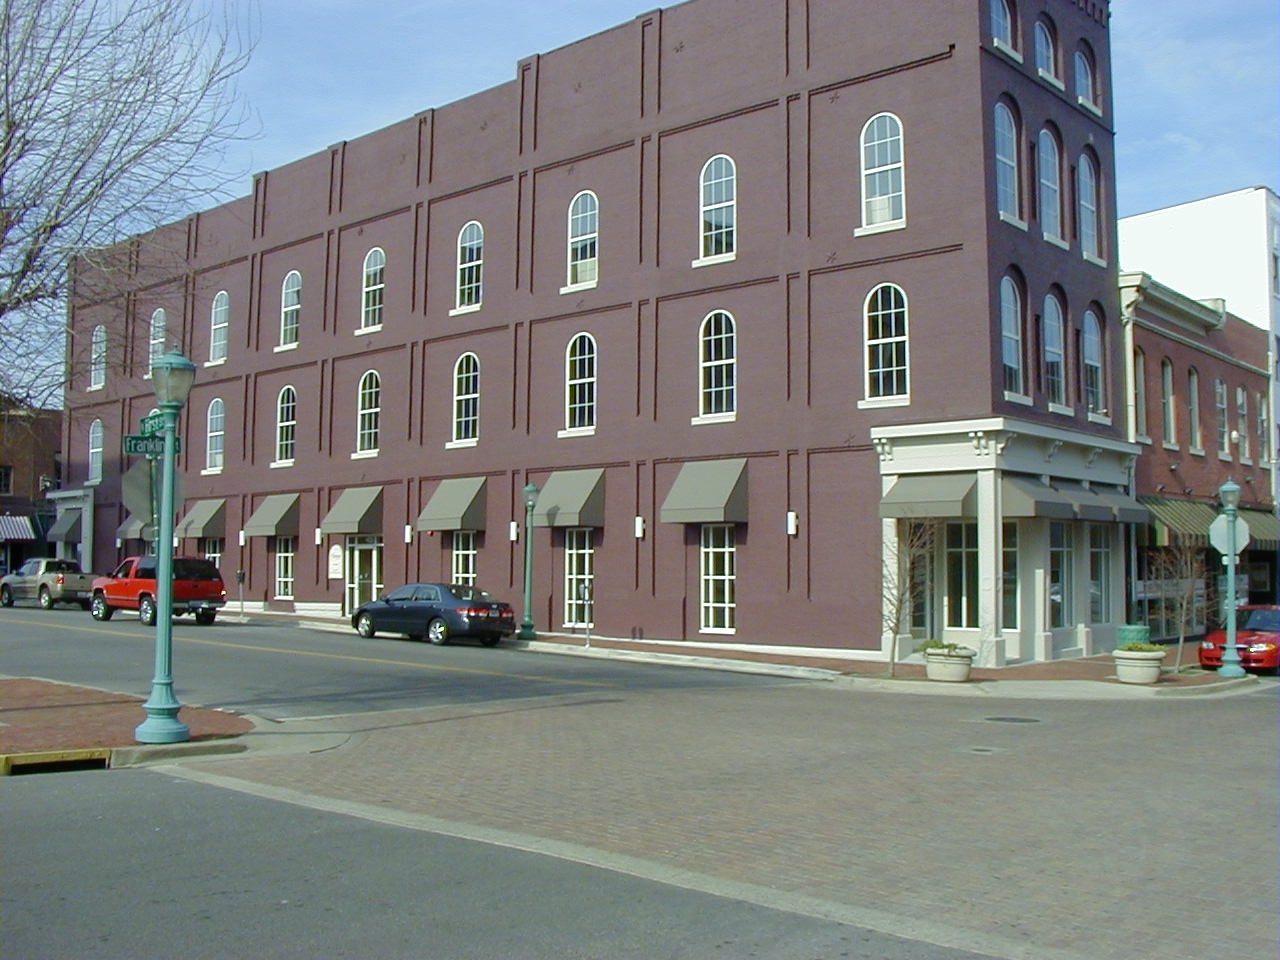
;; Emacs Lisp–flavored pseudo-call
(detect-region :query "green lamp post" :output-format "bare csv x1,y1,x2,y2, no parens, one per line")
518,482,540,640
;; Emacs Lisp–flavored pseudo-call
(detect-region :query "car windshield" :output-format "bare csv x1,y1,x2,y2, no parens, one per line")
450,584,495,602
1240,608,1280,632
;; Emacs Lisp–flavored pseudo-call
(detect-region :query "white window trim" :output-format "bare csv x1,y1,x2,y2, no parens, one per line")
273,342,299,353
556,426,596,439
691,251,737,269
203,358,227,368
999,211,1029,231
354,323,383,336
1004,391,1034,406
269,459,295,469
1048,402,1074,416
448,304,482,318
1043,232,1070,250
1037,69,1065,91
993,38,1023,63
854,221,906,238
1077,97,1103,118
858,396,911,410
351,449,380,460
1087,412,1113,426
1083,252,1107,268
445,438,479,450
691,412,737,426
200,466,224,476
560,280,599,295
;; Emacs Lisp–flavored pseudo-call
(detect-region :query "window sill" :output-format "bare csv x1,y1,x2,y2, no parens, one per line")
1162,441,1180,452
854,220,906,238
699,627,738,636
354,324,382,336
559,280,598,296
993,38,1023,63
858,395,910,409
1048,402,1074,416
445,438,478,450
1137,434,1152,445
270,459,294,469
449,303,482,317
85,478,102,487
1043,232,1070,251
204,358,227,368
351,449,379,460
691,252,736,269
274,342,299,353
87,384,104,392
1003,391,1034,406
1083,252,1107,269
1037,68,1065,90
557,426,596,439
1077,97,1103,118
999,211,1028,231
1189,446,1206,457
201,467,223,476
1240,457,1254,467
691,412,737,425
1087,412,1112,426
1218,451,1234,462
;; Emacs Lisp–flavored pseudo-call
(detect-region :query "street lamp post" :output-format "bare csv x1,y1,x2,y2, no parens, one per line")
518,482,540,641
135,351,197,743
1216,480,1246,679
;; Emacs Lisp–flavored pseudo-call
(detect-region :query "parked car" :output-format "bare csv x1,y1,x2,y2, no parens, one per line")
0,558,98,609
90,556,226,626
352,582,516,646
1198,605,1280,672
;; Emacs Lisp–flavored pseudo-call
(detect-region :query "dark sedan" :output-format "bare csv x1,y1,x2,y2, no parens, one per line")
351,582,516,646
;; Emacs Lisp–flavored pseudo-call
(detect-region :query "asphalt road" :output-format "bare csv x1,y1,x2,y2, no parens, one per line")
0,606,798,720
4,768,1006,960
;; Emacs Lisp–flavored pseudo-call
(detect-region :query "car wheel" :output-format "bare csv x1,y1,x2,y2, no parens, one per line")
195,610,216,626
38,586,54,609
427,618,450,645
90,594,114,621
355,612,375,638
0,585,12,607
138,595,157,627
479,636,501,647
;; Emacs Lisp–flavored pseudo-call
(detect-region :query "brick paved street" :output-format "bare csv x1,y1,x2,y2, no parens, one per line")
177,680,1278,960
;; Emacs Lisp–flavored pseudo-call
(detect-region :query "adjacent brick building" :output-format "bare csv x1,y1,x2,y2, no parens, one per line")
62,0,1140,665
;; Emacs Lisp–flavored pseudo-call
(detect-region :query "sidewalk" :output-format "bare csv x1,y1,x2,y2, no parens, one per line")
0,622,1257,772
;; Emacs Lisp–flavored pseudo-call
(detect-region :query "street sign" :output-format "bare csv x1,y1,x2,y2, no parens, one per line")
123,434,181,456
1208,513,1251,557
139,413,165,435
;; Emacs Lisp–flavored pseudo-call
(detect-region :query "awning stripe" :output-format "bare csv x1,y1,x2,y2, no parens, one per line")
0,515,36,541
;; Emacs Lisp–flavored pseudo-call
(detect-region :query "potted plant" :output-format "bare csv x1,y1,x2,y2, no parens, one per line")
917,640,977,682
1112,625,1167,684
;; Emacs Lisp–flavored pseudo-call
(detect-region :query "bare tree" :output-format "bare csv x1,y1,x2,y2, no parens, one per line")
881,518,937,677
0,0,254,409
1143,541,1208,671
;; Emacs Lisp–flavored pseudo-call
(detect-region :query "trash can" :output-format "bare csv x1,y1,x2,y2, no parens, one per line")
1116,624,1151,646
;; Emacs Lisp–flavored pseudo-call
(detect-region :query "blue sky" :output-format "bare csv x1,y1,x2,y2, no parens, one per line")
218,0,1280,219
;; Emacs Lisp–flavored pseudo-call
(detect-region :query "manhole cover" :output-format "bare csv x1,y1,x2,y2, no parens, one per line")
984,716,1041,723
968,746,1000,754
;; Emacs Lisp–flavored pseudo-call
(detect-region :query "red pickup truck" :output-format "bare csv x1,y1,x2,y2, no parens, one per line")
90,556,226,626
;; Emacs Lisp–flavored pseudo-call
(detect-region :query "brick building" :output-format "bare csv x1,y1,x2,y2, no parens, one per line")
0,400,61,571
62,0,1138,665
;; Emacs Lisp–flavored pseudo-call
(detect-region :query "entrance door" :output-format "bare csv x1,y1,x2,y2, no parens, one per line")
345,535,383,613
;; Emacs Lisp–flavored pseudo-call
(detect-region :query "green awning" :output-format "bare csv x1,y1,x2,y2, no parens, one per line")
115,514,156,542
1002,475,1076,519
1053,483,1114,522
320,486,383,535
47,509,82,543
244,494,300,538
174,499,226,539
417,477,487,532
1137,496,1219,546
879,474,976,519
660,458,748,524
532,469,605,527
1240,507,1279,550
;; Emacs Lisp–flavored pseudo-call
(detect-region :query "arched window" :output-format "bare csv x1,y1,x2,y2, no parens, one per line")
860,113,905,230
280,271,301,346
864,283,909,400
1161,359,1177,444
992,0,1016,51
88,419,104,483
276,386,297,464
1077,153,1101,260
1034,19,1058,82
566,191,599,289
357,371,381,453
148,308,166,376
1188,368,1203,450
361,248,385,330
90,325,107,389
1037,128,1062,241
564,334,597,432
699,311,737,418
1000,276,1024,396
1043,293,1066,406
452,353,480,444
206,398,225,472
1075,45,1098,109
1082,310,1104,414
209,291,229,362
994,102,1021,220
698,155,736,261
455,221,484,310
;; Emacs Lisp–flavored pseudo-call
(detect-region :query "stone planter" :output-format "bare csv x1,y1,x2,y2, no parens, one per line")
923,648,976,682
1113,648,1167,684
